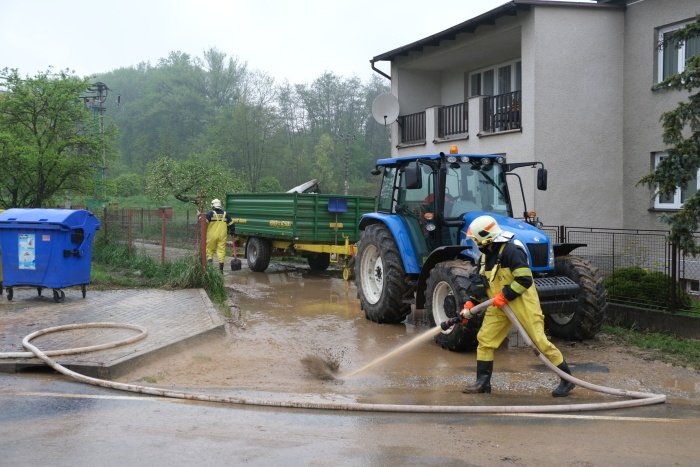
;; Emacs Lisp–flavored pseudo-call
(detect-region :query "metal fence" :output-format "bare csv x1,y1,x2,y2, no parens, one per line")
99,207,202,263
97,209,700,316
543,225,699,316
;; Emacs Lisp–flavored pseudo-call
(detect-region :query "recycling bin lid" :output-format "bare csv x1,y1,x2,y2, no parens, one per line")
0,208,100,230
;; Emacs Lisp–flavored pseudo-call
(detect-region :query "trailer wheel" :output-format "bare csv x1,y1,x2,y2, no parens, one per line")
245,237,271,272
426,261,482,352
545,256,607,340
307,253,331,271
355,224,411,323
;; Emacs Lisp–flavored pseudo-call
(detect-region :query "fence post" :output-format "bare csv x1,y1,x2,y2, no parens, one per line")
199,214,207,271
127,209,133,255
669,242,678,313
103,206,108,236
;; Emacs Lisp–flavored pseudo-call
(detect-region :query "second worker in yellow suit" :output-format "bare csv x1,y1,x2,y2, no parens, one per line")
205,198,234,273
459,215,575,397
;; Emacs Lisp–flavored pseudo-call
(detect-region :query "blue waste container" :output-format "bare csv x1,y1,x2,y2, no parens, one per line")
0,208,100,302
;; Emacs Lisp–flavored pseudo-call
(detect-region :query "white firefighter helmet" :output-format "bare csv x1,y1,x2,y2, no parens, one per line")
467,215,504,247
211,198,222,209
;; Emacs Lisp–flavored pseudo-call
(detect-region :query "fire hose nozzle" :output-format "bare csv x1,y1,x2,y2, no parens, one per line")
440,316,466,331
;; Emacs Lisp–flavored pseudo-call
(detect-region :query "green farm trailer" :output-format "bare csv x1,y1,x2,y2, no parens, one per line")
225,192,376,279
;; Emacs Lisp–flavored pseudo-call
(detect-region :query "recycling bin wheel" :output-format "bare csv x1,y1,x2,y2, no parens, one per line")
53,289,65,303
81,284,86,298
37,287,43,296
7,287,13,301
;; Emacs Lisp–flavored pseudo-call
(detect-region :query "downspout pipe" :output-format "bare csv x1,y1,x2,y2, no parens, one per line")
370,59,391,81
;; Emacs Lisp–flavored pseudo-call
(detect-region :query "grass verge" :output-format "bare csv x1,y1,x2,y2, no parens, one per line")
601,324,700,371
91,240,227,306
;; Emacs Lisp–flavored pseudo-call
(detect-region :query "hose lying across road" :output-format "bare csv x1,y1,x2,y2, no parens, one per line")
3,300,666,413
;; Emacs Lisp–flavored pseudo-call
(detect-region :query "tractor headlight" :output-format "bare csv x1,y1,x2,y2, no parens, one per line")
447,156,458,164
548,244,555,268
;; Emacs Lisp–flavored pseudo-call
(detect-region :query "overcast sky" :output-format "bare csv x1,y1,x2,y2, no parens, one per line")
0,0,529,84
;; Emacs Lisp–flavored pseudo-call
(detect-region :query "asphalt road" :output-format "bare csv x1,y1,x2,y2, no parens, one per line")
2,261,700,466
2,371,700,466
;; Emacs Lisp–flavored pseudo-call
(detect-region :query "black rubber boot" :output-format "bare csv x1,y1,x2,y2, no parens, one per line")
462,360,493,394
219,263,224,273
552,361,575,397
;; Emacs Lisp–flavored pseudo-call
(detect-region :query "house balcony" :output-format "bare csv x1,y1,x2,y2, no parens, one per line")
396,90,522,148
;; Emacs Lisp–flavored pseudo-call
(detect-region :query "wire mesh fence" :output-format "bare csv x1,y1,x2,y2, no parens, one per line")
543,226,700,316
98,207,203,263
95,208,700,316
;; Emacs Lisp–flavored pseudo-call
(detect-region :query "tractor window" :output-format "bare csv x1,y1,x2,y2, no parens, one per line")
378,167,397,212
447,163,509,217
400,163,434,216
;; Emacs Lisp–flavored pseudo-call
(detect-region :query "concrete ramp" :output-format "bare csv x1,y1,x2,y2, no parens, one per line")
0,288,225,378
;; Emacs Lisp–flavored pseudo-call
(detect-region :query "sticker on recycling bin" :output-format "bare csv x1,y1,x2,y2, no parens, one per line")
18,233,36,270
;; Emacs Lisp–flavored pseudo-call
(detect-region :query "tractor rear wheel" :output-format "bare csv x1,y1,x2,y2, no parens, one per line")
355,224,411,323
545,255,607,340
426,261,482,352
245,237,272,272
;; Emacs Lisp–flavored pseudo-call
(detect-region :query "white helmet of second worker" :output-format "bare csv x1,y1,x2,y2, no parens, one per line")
467,215,511,247
211,198,222,209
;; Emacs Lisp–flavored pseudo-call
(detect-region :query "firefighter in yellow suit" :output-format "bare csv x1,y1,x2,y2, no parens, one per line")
459,215,575,397
205,199,234,273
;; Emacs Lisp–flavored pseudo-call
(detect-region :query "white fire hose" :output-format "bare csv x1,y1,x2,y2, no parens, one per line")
1,299,665,413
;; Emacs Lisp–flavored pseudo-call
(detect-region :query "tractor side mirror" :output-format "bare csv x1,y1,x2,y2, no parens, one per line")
405,162,422,190
537,168,548,191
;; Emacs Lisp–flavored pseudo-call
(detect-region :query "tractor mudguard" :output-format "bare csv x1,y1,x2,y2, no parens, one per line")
359,213,421,274
553,243,587,257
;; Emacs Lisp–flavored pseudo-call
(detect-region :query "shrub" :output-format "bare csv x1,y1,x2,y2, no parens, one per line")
603,267,690,309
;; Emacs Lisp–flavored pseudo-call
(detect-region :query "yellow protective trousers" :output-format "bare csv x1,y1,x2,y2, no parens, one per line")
476,253,564,366
206,212,228,264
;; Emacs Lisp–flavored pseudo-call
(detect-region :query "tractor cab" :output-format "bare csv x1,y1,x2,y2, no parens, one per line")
373,148,545,267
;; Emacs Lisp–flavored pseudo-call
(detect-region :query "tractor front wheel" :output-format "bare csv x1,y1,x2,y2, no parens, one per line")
426,261,482,352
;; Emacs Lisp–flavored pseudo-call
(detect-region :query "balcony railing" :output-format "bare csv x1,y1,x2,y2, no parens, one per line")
482,90,521,133
398,111,426,144
438,102,468,138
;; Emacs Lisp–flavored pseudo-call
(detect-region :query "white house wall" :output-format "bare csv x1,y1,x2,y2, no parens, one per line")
530,5,625,228
621,0,699,231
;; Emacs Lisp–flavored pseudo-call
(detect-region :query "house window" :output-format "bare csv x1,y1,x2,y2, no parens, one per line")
657,22,700,82
469,60,521,97
685,279,700,295
653,152,699,209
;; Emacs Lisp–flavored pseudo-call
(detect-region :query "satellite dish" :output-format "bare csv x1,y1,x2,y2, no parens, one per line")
371,93,400,126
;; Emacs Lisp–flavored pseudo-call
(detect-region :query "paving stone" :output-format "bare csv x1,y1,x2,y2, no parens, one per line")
0,288,224,378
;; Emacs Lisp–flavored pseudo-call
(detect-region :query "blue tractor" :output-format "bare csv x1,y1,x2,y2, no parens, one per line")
354,150,606,351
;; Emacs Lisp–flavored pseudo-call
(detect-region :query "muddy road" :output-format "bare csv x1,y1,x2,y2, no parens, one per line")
3,260,700,465
121,263,700,408
109,263,700,464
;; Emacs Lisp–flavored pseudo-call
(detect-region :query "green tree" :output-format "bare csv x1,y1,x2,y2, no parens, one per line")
144,154,247,210
313,134,337,193
640,17,700,252
0,68,107,208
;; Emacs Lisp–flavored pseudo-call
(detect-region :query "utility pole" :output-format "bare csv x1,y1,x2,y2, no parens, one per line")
339,133,356,195
82,82,109,201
